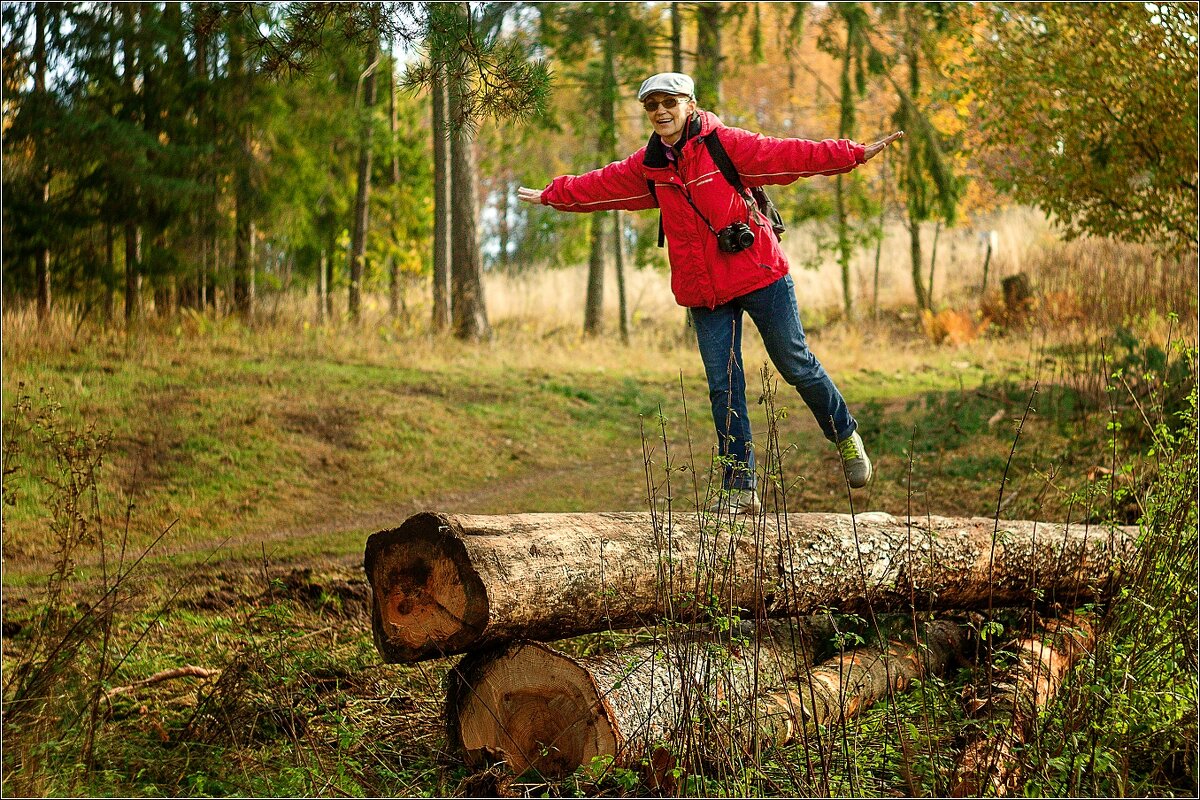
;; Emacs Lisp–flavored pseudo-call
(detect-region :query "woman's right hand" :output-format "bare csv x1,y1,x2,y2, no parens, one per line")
517,186,544,205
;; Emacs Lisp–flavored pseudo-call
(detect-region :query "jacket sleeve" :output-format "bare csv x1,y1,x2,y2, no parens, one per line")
718,126,867,187
541,148,658,212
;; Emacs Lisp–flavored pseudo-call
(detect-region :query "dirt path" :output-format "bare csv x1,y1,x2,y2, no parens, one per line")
3,457,644,599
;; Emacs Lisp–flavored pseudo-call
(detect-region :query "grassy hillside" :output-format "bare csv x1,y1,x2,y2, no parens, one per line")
4,305,1142,581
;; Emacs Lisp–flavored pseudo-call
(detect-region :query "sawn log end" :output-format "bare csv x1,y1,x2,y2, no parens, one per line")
448,641,620,779
364,512,489,662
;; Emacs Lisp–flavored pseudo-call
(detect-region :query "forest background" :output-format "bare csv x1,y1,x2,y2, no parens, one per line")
1,2,1198,798
4,1,1195,332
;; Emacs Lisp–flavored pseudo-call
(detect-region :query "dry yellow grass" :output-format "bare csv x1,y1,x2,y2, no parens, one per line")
4,205,1192,383
478,206,1059,330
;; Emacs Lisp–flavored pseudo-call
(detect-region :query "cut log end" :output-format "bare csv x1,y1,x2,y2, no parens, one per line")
364,513,489,662
451,642,618,778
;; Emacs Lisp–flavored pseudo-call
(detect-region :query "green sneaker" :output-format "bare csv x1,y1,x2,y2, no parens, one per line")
708,487,761,515
837,431,873,489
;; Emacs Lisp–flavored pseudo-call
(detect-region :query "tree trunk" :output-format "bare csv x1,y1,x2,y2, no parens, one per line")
670,2,683,73
234,201,255,322
873,140,888,320
447,619,825,778
104,223,117,321
121,3,141,325
695,3,722,106
388,254,401,319
928,219,941,308
324,238,335,318
229,22,255,322
317,248,327,324
951,613,1095,797
205,6,220,314
836,18,856,321
614,211,630,344
348,35,378,323
583,213,606,336
385,51,404,315
160,1,186,315
836,174,853,320
602,25,628,344
905,10,929,312
389,45,400,186
193,2,210,314
139,2,162,317
211,239,220,312
981,231,995,293
124,223,141,324
448,7,490,342
584,18,618,339
909,211,927,310
34,1,50,322
496,182,511,271
448,617,972,780
364,511,1135,663
431,63,452,332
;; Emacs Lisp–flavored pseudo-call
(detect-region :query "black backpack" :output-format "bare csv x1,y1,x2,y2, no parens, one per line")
647,129,787,248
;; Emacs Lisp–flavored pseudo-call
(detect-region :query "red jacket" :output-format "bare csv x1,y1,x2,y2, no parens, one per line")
541,110,867,309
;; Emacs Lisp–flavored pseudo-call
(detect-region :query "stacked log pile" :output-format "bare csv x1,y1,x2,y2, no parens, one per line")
364,510,1134,783
446,618,823,777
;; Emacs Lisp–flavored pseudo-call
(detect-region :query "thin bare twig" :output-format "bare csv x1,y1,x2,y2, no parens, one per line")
105,665,220,700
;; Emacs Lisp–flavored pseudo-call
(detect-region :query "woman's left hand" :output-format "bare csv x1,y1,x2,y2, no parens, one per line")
863,131,905,161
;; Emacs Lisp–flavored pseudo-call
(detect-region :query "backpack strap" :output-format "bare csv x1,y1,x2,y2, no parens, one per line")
703,129,788,240
702,129,747,196
647,179,665,248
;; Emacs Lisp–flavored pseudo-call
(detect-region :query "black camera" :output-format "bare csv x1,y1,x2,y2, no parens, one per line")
716,222,755,254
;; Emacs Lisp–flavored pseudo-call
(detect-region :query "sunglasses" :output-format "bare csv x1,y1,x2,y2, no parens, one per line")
642,96,689,112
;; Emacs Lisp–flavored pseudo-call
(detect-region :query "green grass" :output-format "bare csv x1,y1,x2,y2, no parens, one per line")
4,311,1058,582
3,328,695,578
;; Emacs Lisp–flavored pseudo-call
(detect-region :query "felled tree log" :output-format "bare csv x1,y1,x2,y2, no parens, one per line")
365,511,1134,662
950,613,1095,797
446,619,822,778
750,619,971,749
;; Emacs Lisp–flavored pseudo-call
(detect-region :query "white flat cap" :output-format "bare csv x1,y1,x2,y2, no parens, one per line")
637,72,695,101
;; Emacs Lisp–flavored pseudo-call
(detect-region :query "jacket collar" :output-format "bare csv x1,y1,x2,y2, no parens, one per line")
642,111,705,169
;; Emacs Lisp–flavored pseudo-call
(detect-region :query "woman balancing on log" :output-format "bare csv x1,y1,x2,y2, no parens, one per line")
518,72,904,513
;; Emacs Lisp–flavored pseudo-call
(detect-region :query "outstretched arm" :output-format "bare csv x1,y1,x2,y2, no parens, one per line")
517,149,658,213
720,127,905,187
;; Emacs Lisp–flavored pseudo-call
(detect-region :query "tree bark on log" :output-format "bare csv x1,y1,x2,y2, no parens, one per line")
446,619,825,778
750,618,970,750
447,617,972,780
950,613,1095,797
364,511,1134,663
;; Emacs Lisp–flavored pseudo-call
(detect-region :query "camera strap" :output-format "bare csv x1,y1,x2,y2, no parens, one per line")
647,178,722,248
678,186,721,236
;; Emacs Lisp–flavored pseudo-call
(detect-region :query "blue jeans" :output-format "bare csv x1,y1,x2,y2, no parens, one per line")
691,275,857,490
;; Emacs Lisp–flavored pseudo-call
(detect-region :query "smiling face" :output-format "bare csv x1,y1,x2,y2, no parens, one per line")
643,92,696,145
